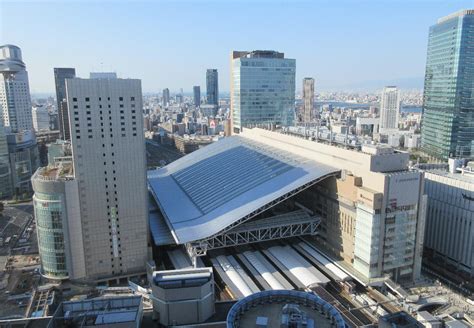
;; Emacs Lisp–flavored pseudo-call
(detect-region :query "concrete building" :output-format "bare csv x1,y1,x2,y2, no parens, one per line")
148,128,426,283
54,68,76,140
32,160,86,280
148,265,215,326
193,85,200,107
421,10,474,160
356,116,380,136
415,160,474,277
302,77,315,123
0,44,33,133
231,50,296,133
32,105,50,132
66,76,148,280
162,88,170,108
379,86,400,132
206,69,218,106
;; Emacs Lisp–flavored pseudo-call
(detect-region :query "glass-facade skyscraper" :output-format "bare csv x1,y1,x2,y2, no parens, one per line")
421,10,474,160
231,50,296,133
54,68,76,140
206,69,218,106
193,85,201,107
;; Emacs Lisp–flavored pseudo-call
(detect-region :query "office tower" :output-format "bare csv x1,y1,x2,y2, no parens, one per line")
162,88,170,107
206,69,218,106
302,78,315,123
416,159,474,277
379,86,400,131
193,86,201,107
0,121,12,198
231,50,296,133
32,105,50,131
54,68,76,140
7,130,39,196
421,10,474,160
65,76,148,280
0,45,33,132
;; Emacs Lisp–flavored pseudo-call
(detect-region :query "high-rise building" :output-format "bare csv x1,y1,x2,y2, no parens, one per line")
54,68,76,140
421,10,474,160
415,160,474,277
379,86,400,131
32,105,50,131
162,88,170,107
302,78,315,123
206,69,218,106
0,121,12,198
231,50,295,133
193,86,201,107
0,45,33,133
61,76,148,280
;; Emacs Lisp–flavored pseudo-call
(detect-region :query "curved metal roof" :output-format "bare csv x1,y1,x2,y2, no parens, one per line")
148,132,339,244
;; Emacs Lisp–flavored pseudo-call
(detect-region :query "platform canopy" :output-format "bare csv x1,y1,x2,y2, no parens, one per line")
148,130,339,245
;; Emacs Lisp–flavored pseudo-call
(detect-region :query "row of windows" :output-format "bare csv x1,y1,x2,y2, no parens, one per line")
72,96,135,102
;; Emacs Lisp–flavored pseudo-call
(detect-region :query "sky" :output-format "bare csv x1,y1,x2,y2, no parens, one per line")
1,0,474,94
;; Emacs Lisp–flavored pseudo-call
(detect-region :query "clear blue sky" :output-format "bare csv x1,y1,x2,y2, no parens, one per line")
1,0,473,94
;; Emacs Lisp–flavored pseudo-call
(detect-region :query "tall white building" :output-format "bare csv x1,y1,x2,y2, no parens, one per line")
379,86,400,131
61,76,148,280
32,105,50,131
0,45,33,133
231,50,295,133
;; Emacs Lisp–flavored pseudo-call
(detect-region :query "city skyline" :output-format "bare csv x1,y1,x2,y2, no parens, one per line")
2,0,473,93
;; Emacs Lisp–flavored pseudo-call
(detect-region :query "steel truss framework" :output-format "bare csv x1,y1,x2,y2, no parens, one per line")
186,172,339,262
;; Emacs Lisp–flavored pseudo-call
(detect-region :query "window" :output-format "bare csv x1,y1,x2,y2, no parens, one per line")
86,111,91,114
74,105,78,109
86,105,90,109
85,97,90,101
131,97,135,101
119,97,123,101
74,111,79,115
73,97,77,102
119,104,124,108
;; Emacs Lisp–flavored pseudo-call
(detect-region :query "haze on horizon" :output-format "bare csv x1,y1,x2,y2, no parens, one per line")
1,0,473,94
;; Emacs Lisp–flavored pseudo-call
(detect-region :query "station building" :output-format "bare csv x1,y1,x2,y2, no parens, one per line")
148,128,426,283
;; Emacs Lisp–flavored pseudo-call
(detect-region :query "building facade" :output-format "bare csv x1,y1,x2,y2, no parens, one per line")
54,68,76,140
7,130,39,196
416,161,474,277
162,88,170,108
231,50,295,133
32,160,86,280
193,85,201,107
206,69,218,106
32,105,50,132
66,76,148,280
0,122,12,198
302,77,315,123
421,10,474,160
0,44,33,133
379,86,400,131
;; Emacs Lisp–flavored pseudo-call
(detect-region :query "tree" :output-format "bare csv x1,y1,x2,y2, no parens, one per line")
0,202,4,215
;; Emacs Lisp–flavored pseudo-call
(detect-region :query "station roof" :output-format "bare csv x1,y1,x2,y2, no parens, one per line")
148,130,339,244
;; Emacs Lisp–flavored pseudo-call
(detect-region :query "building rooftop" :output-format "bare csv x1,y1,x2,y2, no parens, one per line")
438,9,474,24
49,296,142,328
33,161,74,181
147,130,339,244
226,290,346,328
